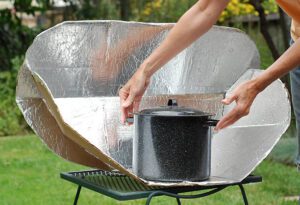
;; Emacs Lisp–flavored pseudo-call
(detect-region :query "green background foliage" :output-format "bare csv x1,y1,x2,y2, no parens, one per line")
0,56,29,136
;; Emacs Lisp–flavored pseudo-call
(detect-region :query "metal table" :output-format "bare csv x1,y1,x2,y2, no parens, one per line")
60,170,262,205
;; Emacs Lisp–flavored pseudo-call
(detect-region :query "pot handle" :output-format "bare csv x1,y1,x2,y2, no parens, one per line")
204,119,219,127
167,99,178,106
126,117,134,123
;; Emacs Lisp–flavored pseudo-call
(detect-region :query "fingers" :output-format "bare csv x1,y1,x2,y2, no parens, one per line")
217,92,243,130
119,86,129,124
216,110,238,131
216,94,238,130
216,105,249,131
122,91,136,108
133,99,141,113
119,83,138,125
120,106,127,125
118,69,150,125
126,104,134,125
221,94,237,105
218,83,258,130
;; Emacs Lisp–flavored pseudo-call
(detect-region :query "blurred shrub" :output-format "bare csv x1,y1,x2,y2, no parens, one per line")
0,56,29,136
134,0,278,23
133,0,195,22
0,0,47,71
0,10,38,71
0,1,47,136
220,0,278,22
73,0,119,20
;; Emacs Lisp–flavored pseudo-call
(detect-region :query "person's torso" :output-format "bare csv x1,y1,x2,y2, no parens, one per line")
276,0,300,40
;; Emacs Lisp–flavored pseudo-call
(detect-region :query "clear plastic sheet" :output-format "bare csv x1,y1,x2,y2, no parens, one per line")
16,21,290,186
212,69,290,181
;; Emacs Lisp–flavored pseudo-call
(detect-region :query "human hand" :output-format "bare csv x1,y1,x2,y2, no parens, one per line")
216,80,260,130
119,68,151,124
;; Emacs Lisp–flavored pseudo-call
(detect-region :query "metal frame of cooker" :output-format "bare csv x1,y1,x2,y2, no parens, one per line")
60,169,262,205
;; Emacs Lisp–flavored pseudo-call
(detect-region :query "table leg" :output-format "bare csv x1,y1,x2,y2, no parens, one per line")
238,184,248,205
73,186,82,205
145,187,226,205
176,197,181,205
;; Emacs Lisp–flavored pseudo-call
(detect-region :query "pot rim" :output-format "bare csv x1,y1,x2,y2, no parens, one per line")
132,112,214,117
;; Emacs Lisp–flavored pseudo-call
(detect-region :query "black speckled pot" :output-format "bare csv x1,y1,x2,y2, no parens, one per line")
131,99,218,182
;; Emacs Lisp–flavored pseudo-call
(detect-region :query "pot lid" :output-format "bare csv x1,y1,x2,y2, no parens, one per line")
138,99,212,117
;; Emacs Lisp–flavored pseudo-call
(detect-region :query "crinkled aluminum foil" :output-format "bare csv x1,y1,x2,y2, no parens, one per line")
16,21,290,186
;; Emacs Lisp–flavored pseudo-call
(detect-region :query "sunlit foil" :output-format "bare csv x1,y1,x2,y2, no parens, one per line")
16,21,290,186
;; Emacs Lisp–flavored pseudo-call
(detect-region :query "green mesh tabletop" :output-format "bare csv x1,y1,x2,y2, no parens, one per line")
60,170,262,205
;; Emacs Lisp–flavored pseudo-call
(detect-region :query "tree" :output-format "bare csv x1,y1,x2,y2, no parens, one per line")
248,0,290,89
0,0,48,71
249,0,279,60
119,0,131,20
278,7,290,50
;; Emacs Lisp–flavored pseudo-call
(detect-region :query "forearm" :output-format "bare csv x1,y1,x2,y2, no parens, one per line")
253,38,300,91
115,26,172,58
141,0,229,77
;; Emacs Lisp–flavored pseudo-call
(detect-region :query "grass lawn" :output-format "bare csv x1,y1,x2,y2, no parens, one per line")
0,135,299,205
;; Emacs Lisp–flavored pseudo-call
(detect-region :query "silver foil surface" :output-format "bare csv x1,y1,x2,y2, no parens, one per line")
16,21,290,186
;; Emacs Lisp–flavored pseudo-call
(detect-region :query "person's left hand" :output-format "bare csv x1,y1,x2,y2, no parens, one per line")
216,80,261,130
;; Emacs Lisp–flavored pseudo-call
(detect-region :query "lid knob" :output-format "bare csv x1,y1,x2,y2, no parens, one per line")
167,99,178,107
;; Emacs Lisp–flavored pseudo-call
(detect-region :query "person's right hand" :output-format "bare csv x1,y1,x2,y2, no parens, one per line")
119,68,151,124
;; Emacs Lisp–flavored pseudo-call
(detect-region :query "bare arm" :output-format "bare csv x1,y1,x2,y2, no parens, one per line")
142,0,230,77
216,38,300,130
119,0,229,123
91,26,170,81
255,38,300,90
